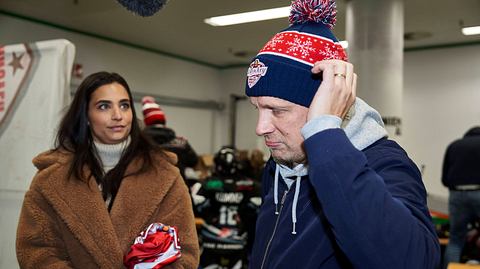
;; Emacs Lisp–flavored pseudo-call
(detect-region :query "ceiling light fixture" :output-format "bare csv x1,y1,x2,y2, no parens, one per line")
462,26,480,36
204,6,290,26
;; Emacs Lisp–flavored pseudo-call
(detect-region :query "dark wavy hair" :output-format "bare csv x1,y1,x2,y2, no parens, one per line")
55,71,159,210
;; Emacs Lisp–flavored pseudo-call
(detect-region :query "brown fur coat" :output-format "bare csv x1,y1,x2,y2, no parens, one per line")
16,150,199,269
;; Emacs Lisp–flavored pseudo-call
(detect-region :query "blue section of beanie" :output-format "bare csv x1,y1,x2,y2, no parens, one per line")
245,54,321,107
245,21,338,108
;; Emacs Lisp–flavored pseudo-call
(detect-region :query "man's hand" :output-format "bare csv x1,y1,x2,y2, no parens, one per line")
308,60,357,121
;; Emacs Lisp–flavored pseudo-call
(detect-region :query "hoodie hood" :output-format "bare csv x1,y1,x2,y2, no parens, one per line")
341,97,388,151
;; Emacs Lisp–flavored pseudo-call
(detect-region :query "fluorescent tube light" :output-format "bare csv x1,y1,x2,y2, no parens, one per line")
204,6,290,26
462,26,480,36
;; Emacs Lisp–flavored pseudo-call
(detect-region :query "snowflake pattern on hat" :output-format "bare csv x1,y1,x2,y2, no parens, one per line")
258,31,347,66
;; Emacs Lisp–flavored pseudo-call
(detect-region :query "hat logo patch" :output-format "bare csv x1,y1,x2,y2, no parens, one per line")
247,59,268,88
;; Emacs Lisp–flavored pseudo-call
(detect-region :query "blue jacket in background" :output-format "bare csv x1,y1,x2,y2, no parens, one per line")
249,129,440,269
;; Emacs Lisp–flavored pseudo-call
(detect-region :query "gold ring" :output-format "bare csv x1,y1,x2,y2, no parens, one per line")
334,73,346,78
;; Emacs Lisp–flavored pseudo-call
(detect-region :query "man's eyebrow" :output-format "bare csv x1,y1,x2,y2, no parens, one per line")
250,99,290,109
263,104,290,110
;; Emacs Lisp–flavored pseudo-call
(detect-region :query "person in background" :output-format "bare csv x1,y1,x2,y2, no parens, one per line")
442,126,480,268
235,149,266,183
244,0,440,268
249,149,266,182
142,96,199,182
191,146,261,269
16,71,199,268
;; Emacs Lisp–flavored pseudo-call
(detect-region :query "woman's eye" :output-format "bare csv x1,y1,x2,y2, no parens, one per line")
98,103,109,110
120,103,130,110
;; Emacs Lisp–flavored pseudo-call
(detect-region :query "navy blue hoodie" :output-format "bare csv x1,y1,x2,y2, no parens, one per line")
250,100,440,269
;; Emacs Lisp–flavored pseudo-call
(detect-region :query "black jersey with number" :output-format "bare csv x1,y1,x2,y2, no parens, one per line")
191,175,261,269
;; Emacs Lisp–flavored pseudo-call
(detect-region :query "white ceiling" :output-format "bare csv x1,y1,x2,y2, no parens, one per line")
1,0,479,68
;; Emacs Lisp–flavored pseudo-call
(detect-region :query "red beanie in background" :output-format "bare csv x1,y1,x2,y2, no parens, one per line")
142,96,166,126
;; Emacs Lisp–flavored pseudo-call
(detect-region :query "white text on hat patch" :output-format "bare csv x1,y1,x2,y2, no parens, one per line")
247,59,268,88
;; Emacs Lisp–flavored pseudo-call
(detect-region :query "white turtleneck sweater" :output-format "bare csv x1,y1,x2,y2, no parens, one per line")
93,136,131,207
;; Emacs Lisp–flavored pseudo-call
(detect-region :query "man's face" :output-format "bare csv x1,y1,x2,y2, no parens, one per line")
250,96,308,167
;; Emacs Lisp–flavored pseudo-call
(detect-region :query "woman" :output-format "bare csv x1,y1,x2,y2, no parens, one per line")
16,72,199,268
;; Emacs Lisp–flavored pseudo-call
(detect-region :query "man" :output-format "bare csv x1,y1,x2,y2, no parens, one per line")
442,126,480,268
244,0,440,268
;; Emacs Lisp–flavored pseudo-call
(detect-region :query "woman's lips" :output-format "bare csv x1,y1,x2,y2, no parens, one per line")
109,125,125,132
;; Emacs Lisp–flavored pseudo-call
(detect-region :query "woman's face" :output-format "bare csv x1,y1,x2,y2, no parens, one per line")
87,82,133,144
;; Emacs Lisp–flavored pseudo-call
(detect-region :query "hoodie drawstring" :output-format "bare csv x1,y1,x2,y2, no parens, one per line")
274,164,304,235
274,165,279,215
291,176,301,234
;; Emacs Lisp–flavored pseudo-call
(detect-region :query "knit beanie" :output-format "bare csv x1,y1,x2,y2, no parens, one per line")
142,96,166,126
245,0,347,107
